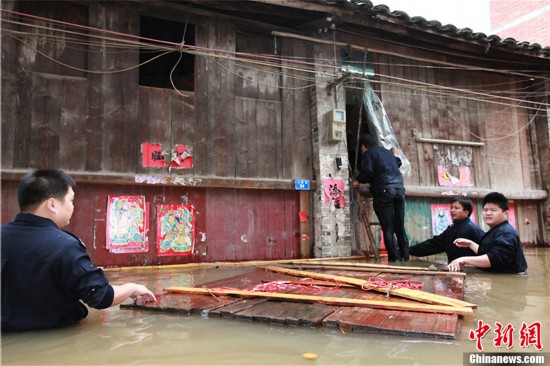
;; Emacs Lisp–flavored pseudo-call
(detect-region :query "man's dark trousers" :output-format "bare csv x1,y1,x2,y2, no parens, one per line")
372,187,410,262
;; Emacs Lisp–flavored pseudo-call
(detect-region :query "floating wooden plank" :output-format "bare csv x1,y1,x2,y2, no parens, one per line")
279,260,463,274
279,261,466,277
121,293,238,315
163,286,474,316
231,301,339,326
257,266,476,309
323,307,461,339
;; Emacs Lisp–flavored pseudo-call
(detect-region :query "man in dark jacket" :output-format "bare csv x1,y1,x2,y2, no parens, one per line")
1,169,157,332
410,197,484,262
352,134,409,262
448,192,527,274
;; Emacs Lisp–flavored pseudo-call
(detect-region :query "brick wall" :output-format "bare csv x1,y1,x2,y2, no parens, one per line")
490,0,550,45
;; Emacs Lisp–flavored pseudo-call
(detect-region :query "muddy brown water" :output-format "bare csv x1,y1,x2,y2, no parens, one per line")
2,248,549,365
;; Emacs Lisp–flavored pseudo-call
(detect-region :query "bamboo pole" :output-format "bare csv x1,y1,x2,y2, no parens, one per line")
164,286,474,316
103,255,366,272
279,262,466,277
257,266,477,309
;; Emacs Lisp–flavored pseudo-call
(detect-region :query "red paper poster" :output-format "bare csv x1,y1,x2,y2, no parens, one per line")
438,165,472,187
156,204,195,256
323,178,345,209
106,195,149,253
141,142,168,167
170,145,193,169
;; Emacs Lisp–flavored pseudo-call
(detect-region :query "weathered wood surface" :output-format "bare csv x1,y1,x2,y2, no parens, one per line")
124,268,468,338
257,265,475,308
164,286,474,315
323,307,461,339
278,260,467,276
121,293,238,315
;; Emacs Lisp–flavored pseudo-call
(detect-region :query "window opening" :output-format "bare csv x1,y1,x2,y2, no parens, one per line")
139,16,195,91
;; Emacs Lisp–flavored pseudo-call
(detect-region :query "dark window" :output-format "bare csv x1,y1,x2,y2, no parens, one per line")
139,16,195,91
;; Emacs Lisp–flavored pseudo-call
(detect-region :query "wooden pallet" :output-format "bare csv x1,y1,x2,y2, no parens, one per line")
122,267,468,339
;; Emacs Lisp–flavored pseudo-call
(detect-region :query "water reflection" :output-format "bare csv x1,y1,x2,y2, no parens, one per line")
2,248,549,365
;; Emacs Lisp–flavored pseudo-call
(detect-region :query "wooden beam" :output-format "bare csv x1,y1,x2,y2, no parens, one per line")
279,262,466,277
164,286,474,316
257,265,477,308
0,168,317,190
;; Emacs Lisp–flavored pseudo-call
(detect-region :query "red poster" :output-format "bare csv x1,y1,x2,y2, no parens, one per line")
156,204,196,256
141,142,168,167
323,178,345,209
170,145,193,169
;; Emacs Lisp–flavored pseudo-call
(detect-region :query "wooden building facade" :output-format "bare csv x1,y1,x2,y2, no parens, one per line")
1,0,549,267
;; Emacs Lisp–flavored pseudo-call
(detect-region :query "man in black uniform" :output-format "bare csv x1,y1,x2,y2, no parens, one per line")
352,134,409,262
448,192,527,274
410,197,484,262
1,169,157,332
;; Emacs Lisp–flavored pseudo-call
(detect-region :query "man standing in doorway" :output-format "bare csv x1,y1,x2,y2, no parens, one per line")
353,134,409,262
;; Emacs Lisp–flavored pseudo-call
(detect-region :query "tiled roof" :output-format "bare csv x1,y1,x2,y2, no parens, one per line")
314,0,550,57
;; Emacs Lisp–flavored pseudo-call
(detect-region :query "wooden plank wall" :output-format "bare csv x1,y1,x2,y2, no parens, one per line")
377,54,537,192
1,181,301,266
1,1,312,264
2,1,313,179
376,54,543,245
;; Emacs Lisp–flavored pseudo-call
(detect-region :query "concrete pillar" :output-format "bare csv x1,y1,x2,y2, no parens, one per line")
309,41,353,258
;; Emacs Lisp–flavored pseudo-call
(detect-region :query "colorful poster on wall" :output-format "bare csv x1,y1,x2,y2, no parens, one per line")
156,204,196,256
106,195,149,253
437,165,472,187
431,204,452,236
323,178,345,209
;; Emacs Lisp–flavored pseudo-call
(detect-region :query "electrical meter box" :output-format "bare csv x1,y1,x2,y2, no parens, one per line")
327,109,346,142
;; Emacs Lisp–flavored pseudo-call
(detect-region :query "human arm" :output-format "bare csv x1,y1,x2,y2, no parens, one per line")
62,240,156,309
110,283,157,306
453,238,480,254
447,254,492,272
409,231,448,258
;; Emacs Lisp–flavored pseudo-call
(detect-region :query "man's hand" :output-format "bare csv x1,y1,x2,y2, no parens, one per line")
447,257,464,272
130,284,157,304
352,179,360,188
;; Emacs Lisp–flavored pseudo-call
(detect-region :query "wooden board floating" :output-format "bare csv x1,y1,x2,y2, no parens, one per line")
164,286,474,316
122,266,471,339
257,266,477,308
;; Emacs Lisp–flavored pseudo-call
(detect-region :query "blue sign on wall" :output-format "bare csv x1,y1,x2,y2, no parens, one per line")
294,179,310,190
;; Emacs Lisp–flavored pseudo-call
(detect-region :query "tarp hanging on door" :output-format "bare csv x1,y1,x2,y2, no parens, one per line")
362,82,412,177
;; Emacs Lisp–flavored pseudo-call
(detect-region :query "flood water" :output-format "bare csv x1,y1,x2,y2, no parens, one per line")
2,248,549,366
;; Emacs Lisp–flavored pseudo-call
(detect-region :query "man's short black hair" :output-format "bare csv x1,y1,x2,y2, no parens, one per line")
451,197,474,217
482,192,510,212
359,134,378,149
18,169,76,212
